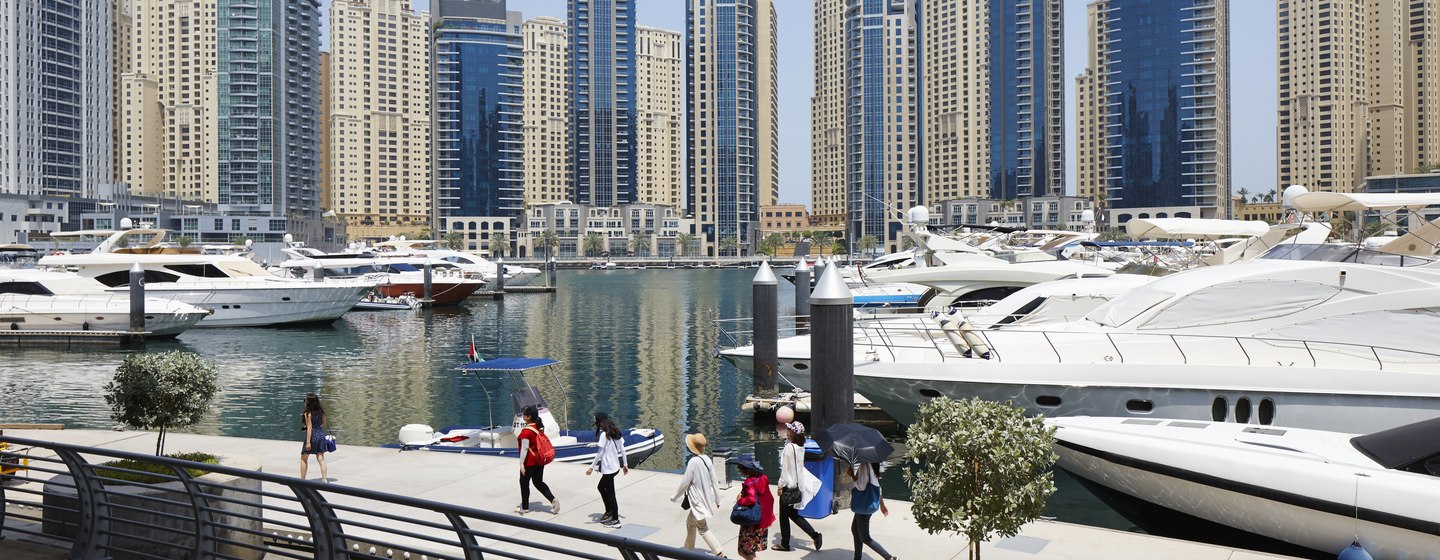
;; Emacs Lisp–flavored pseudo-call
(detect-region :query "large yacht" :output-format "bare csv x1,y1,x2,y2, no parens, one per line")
0,269,211,336
270,251,484,306
372,239,542,285
40,230,371,327
850,190,1440,433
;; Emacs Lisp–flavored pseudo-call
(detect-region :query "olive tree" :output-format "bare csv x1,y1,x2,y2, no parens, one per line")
104,351,220,455
904,397,1056,560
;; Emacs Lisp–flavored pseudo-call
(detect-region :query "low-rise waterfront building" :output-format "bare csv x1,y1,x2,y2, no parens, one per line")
519,202,692,259
932,196,1095,231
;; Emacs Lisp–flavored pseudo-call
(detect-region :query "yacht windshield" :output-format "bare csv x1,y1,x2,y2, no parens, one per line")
1260,244,1435,267
1084,286,1175,328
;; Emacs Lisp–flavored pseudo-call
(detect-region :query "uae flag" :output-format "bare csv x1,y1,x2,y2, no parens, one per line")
467,337,482,363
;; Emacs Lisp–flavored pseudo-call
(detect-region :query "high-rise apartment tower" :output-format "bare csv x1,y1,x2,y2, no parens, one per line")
522,16,571,205
569,0,638,207
636,26,684,209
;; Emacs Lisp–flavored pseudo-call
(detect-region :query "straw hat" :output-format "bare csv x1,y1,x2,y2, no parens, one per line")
685,433,708,455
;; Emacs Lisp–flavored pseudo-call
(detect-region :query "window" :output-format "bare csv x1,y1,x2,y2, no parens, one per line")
93,270,181,287
0,282,52,296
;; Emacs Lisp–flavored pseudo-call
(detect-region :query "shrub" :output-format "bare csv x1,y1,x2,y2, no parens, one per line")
95,453,219,485
104,351,219,455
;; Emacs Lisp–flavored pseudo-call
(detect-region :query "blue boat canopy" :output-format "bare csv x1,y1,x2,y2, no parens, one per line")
456,357,560,372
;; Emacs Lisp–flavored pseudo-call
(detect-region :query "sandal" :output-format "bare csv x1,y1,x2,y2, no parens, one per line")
513,506,529,515
771,544,793,551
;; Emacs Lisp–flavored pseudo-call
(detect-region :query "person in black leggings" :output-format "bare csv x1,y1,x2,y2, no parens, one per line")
516,405,559,515
850,462,894,560
773,422,822,551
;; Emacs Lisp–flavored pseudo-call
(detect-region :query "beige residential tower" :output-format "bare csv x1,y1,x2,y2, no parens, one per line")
522,17,570,206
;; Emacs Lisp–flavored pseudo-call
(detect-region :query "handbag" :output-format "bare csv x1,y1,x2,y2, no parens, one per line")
779,486,802,507
730,502,761,526
323,432,337,453
850,483,881,515
681,495,691,510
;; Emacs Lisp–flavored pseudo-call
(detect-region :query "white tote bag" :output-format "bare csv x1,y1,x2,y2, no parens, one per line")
796,446,823,509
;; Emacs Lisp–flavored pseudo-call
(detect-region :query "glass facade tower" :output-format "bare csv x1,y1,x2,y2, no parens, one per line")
433,6,524,222
216,0,322,216
987,0,1064,200
569,0,638,207
843,0,918,247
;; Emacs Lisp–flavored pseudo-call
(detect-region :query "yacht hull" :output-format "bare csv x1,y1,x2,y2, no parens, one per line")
122,284,369,327
0,305,208,336
853,360,1440,434
1052,418,1440,559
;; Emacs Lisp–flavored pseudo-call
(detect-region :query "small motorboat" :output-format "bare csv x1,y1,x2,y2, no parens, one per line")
352,292,421,311
1051,416,1440,559
385,357,665,466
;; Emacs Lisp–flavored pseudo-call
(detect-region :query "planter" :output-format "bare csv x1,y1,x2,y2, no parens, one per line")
42,454,263,560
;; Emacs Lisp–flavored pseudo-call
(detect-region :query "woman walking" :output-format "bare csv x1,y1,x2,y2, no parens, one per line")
850,462,894,560
516,405,560,515
586,412,628,527
729,455,775,560
299,392,328,482
672,433,726,557
773,422,821,551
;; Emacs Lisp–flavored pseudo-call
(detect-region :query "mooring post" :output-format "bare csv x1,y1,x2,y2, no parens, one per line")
753,261,779,399
794,258,811,335
813,257,827,285
547,256,557,288
422,260,433,302
495,256,506,295
128,263,146,335
311,265,325,282
809,263,854,435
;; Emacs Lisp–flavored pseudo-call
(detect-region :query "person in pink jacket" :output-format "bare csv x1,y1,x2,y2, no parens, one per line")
729,455,774,560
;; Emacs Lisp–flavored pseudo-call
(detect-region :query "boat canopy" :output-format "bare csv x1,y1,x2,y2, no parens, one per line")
1126,218,1269,240
456,357,560,372
1351,416,1440,472
1290,190,1440,212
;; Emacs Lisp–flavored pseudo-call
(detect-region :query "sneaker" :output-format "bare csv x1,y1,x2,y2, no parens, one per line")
550,498,561,515
599,514,615,525
609,520,623,529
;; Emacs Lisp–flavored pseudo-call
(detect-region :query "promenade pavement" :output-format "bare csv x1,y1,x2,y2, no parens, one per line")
1,429,1299,560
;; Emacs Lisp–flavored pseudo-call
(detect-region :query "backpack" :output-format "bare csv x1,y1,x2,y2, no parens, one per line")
525,426,556,465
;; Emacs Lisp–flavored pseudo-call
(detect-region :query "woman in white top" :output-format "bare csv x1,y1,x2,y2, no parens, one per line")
586,412,629,528
672,433,726,557
774,421,822,551
850,462,894,560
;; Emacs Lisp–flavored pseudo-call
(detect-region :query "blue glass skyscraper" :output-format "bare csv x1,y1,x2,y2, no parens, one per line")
988,0,1064,200
843,0,919,248
570,0,638,207
433,1,524,222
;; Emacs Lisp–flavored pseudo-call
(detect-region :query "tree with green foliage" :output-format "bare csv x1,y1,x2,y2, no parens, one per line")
857,234,879,257
104,351,220,456
718,236,740,257
228,234,251,247
444,231,466,251
628,231,651,256
535,229,560,260
904,397,1057,560
831,239,848,256
583,232,606,257
674,232,695,257
174,235,194,248
489,231,509,257
757,233,783,257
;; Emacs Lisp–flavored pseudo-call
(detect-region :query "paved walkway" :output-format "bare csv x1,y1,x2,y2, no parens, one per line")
1,429,1298,560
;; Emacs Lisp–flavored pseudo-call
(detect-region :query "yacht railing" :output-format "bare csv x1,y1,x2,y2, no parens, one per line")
714,315,810,349
0,435,715,560
852,322,1440,372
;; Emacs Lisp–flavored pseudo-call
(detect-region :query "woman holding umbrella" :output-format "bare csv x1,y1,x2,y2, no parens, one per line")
814,423,897,560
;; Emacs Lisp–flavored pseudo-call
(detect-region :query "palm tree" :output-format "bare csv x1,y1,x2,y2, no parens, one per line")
175,235,194,248
718,236,740,257
444,231,466,251
831,239,848,256
628,232,651,256
674,232,695,257
488,232,509,257
856,235,879,257
1262,190,1276,203
757,233,783,257
583,232,606,257
1235,187,1250,206
535,229,560,260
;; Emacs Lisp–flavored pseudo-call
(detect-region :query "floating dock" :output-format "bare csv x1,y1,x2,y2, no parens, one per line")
0,330,148,345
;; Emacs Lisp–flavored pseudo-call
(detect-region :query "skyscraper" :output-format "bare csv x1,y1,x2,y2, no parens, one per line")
569,0,638,207
810,0,846,228
522,16,570,205
636,26,684,209
1076,0,1229,221
216,0,322,216
328,0,432,237
433,0,524,231
0,0,112,197
984,0,1064,201
687,0,778,256
122,0,215,203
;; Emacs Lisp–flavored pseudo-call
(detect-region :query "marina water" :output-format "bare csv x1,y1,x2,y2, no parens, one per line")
0,268,1128,530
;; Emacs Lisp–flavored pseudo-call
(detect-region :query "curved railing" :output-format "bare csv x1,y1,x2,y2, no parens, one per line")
0,436,716,560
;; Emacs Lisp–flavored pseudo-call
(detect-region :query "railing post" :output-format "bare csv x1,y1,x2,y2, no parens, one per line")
444,513,485,560
54,448,111,560
172,464,217,560
293,484,348,559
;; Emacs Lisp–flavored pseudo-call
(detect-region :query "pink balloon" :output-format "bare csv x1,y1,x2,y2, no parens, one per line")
775,406,795,424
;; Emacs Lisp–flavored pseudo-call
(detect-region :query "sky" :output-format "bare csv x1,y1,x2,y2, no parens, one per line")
348,0,1277,208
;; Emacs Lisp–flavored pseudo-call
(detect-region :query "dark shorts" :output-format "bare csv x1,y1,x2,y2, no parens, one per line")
738,525,768,554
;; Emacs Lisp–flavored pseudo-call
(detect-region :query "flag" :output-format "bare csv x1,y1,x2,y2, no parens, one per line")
467,336,482,363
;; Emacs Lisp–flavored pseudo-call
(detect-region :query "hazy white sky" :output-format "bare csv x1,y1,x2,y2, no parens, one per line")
335,0,1278,206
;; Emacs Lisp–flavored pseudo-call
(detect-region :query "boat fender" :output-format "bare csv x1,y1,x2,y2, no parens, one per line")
937,318,972,354
1337,542,1373,560
959,322,992,360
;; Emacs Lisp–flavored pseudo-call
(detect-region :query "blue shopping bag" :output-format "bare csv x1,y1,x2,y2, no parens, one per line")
798,439,833,519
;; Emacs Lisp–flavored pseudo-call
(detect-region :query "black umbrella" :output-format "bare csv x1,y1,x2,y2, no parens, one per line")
815,423,894,464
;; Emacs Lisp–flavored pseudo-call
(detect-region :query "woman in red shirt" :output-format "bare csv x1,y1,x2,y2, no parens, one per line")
515,405,559,515
729,455,774,560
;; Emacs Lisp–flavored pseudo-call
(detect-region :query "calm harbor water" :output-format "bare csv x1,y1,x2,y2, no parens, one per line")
0,268,1130,530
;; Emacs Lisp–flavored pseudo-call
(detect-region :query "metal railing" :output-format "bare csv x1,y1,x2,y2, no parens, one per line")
0,436,716,560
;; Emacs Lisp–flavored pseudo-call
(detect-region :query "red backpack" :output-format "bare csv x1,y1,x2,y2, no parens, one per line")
525,426,556,465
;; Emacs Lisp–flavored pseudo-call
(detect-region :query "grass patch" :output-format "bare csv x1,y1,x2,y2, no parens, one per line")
95,452,220,485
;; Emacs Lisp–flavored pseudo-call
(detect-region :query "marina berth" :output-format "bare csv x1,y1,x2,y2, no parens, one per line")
38,229,371,327
1050,415,1440,559
0,269,211,337
270,252,484,306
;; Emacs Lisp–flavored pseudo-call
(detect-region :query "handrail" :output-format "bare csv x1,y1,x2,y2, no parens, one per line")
0,436,716,560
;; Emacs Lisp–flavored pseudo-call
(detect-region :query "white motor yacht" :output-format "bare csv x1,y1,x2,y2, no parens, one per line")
40,230,371,327
372,239,541,285
270,251,484,306
1050,415,1440,559
0,269,210,337
851,189,1440,432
